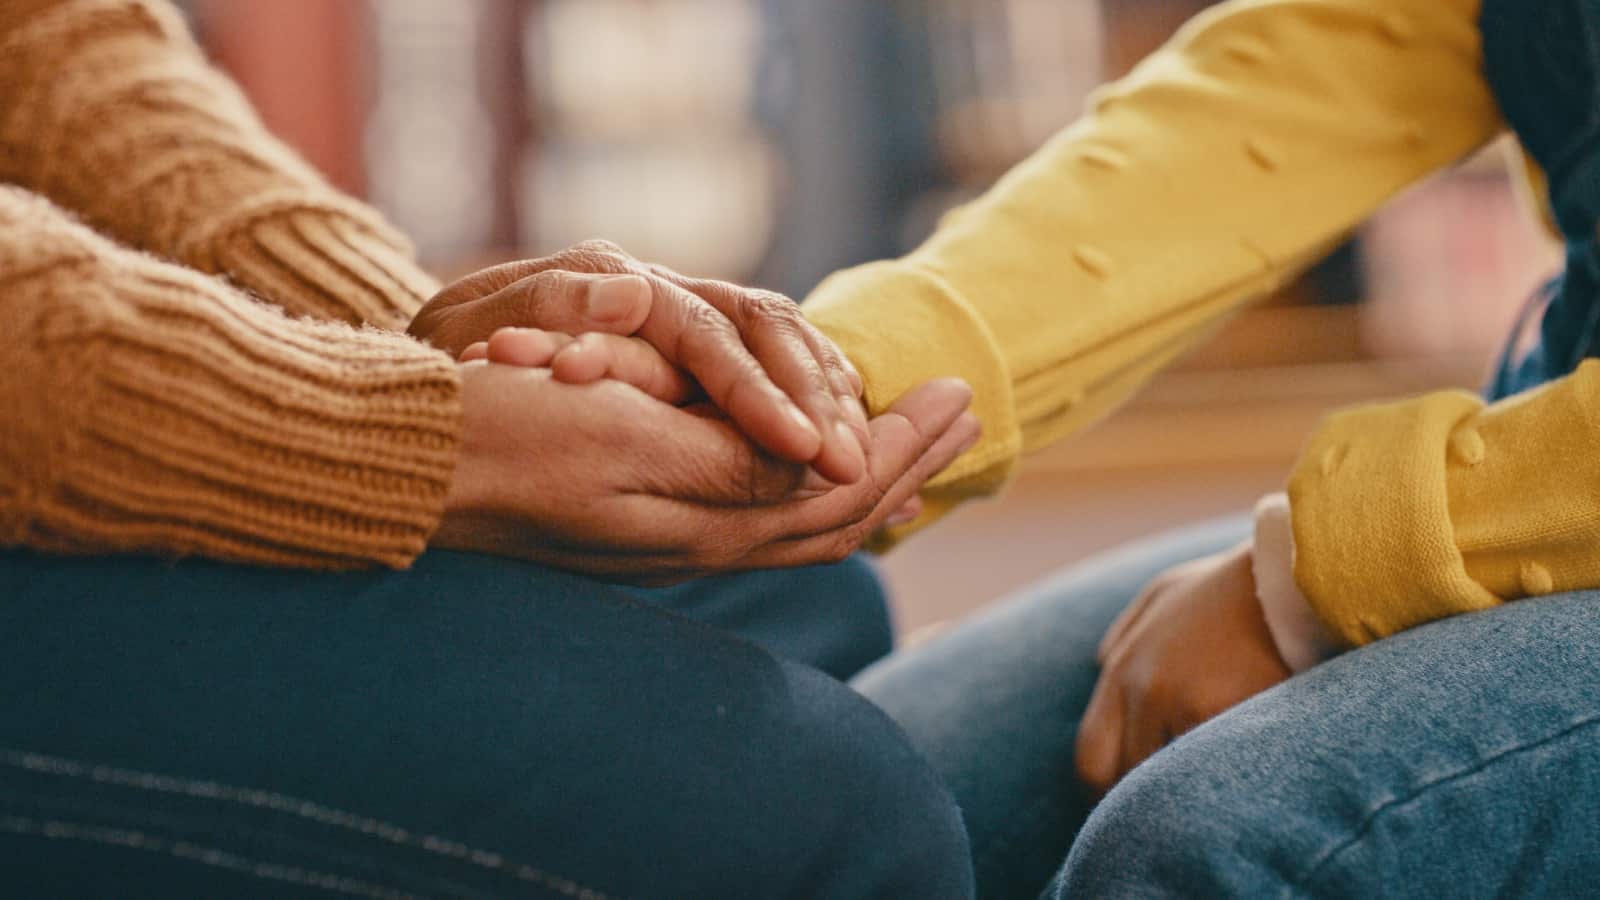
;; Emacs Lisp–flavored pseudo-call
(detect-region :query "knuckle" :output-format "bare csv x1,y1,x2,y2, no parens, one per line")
676,302,741,362
741,290,802,327
510,272,567,322
525,268,571,293
573,238,625,256
682,298,731,331
557,241,630,274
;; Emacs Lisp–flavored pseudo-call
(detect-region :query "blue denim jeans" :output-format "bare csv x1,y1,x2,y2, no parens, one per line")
855,518,1600,899
0,550,973,898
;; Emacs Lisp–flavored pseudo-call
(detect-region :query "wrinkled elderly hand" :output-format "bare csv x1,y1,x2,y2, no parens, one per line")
1075,542,1291,796
409,241,870,485
435,361,977,584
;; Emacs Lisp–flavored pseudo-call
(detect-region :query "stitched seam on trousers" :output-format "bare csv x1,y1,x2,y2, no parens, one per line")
0,747,616,900
1293,713,1600,887
3,786,499,899
0,812,420,899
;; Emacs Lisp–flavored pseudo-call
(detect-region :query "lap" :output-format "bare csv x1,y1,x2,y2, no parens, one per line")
861,516,1600,899
0,550,963,898
1058,586,1600,898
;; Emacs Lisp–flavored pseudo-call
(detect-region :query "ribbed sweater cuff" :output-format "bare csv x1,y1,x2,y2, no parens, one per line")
25,259,460,569
204,205,443,332
1288,391,1500,645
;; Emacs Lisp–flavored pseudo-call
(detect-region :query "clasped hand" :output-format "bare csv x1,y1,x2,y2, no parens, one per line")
409,241,978,583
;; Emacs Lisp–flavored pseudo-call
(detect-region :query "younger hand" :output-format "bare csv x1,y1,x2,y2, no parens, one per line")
1075,542,1291,796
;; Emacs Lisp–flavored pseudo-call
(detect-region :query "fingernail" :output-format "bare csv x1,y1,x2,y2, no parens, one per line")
886,500,922,527
586,275,647,323
786,402,822,446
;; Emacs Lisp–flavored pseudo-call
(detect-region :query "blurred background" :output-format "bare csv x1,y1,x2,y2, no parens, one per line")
183,0,1560,634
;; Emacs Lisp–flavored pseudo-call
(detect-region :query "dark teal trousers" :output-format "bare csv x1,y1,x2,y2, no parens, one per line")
0,550,972,898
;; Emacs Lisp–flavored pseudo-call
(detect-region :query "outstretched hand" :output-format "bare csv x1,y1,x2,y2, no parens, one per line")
435,362,976,584
409,241,870,485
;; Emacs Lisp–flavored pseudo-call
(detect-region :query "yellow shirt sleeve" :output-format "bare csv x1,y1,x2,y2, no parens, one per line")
804,0,1503,539
1291,362,1600,646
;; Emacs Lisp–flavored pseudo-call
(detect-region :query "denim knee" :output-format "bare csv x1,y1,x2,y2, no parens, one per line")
733,660,974,899
1050,730,1306,899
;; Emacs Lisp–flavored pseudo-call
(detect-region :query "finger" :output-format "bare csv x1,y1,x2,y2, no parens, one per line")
551,333,696,405
484,327,574,368
1075,675,1125,798
803,329,870,446
800,379,974,534
1098,583,1161,664
655,268,867,484
582,387,974,574
725,287,866,484
1119,686,1171,781
742,410,978,568
636,404,815,507
886,496,923,528
495,270,652,335
458,342,489,362
479,255,855,479
797,317,868,434
633,274,829,469
796,468,837,499
421,267,652,357
799,317,865,397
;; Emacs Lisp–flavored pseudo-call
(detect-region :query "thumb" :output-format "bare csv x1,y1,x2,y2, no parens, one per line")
489,270,653,336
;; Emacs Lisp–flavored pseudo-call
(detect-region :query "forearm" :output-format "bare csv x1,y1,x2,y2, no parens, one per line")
0,0,438,329
808,0,1502,539
0,186,459,568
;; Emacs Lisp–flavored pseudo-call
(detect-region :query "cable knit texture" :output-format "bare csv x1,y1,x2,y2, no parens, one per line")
0,0,440,329
0,0,461,569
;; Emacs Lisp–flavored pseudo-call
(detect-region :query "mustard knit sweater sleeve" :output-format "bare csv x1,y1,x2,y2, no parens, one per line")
805,0,1517,641
0,0,461,569
0,186,459,568
0,0,440,330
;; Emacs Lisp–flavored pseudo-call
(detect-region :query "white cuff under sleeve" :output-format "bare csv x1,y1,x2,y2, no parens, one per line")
1252,492,1340,673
